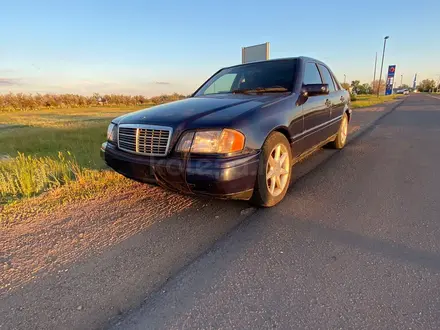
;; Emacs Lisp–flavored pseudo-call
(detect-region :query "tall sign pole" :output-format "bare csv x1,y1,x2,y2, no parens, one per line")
373,52,377,87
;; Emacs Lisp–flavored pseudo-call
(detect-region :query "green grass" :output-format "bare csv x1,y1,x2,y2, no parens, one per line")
0,107,145,169
351,94,400,109
0,106,142,208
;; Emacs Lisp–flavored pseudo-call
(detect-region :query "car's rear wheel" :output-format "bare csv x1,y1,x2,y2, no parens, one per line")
329,113,349,149
251,132,292,207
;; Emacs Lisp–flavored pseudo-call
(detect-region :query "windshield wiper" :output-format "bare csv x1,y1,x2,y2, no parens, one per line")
232,87,289,94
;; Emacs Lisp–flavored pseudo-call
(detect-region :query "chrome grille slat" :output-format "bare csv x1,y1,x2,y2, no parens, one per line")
117,124,172,156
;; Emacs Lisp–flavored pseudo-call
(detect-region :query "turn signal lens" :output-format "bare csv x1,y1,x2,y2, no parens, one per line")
218,129,245,153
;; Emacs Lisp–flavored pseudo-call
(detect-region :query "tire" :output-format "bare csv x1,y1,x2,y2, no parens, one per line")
250,132,292,207
329,113,349,149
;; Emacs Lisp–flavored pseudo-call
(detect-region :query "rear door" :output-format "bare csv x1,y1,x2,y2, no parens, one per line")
317,64,343,124
331,75,348,121
301,62,330,151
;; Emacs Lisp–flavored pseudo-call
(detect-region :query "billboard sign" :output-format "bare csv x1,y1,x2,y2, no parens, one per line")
242,42,270,64
385,65,396,95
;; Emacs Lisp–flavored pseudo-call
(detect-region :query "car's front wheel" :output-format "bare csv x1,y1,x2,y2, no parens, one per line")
251,132,292,207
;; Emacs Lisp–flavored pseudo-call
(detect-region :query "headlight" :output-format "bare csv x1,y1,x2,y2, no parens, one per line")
107,123,118,143
176,129,245,154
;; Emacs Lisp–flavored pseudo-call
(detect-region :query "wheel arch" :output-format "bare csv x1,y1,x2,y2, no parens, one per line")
271,126,291,143
266,126,293,158
345,107,352,122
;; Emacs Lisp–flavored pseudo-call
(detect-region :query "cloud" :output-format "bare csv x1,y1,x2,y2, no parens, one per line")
153,81,171,85
0,69,16,74
0,78,21,86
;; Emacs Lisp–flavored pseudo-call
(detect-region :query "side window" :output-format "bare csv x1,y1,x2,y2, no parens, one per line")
303,63,322,85
318,64,336,92
203,73,237,95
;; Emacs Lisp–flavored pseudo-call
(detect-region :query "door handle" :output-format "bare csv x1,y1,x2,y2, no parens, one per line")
325,99,332,107
340,96,345,102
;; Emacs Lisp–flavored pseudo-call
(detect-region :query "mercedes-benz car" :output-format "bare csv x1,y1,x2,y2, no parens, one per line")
101,57,351,207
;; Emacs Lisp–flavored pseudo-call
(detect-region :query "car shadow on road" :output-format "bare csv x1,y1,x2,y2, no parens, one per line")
374,110,440,129
293,219,440,271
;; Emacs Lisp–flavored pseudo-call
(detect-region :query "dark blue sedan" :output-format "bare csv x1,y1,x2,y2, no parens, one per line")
101,57,351,207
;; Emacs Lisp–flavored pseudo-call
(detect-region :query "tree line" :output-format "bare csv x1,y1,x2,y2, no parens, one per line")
416,79,439,93
340,79,440,95
0,92,187,111
1,78,439,112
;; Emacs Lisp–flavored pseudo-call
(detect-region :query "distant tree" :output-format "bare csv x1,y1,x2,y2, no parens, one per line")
400,84,410,89
350,80,360,91
357,83,372,95
0,94,5,111
417,79,436,92
371,80,386,95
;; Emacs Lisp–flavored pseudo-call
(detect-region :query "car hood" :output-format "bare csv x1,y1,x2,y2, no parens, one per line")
114,94,283,129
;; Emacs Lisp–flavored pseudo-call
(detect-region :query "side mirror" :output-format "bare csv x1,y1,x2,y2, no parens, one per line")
302,84,330,96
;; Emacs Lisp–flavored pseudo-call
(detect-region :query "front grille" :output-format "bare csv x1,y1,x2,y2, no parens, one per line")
118,124,172,156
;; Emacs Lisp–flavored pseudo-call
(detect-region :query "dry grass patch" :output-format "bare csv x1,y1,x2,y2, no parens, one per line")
1,170,131,224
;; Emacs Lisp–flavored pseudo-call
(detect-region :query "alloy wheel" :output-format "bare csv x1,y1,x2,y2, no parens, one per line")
340,116,348,145
266,143,290,197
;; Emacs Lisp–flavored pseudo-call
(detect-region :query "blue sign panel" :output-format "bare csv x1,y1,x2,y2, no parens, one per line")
385,65,396,95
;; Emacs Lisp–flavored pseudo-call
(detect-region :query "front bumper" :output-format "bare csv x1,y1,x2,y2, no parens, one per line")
101,142,260,200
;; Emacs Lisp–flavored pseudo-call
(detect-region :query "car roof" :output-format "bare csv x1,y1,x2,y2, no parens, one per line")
222,56,327,70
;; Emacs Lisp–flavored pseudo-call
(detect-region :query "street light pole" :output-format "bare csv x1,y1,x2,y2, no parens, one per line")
344,74,346,84
400,74,403,87
377,36,389,97
373,52,377,86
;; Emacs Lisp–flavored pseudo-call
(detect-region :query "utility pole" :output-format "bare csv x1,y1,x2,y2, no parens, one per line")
344,74,346,84
377,36,390,97
400,74,403,87
373,52,377,86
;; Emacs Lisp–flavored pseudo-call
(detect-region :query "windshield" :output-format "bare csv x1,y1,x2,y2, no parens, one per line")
195,59,297,96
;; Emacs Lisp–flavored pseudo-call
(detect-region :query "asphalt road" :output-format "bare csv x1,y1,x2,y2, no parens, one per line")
113,94,440,329
2,94,440,330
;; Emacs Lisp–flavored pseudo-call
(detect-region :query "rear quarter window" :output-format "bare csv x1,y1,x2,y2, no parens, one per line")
317,64,336,92
331,74,341,90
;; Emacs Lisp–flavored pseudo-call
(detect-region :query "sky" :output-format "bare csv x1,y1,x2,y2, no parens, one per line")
1,0,440,96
